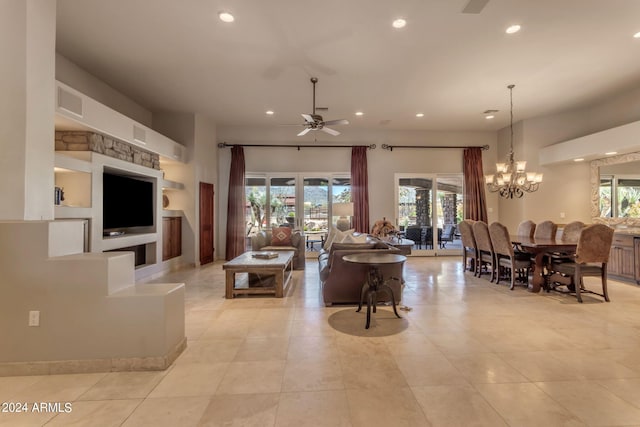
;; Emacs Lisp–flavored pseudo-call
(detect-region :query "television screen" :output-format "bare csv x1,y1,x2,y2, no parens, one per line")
103,172,154,230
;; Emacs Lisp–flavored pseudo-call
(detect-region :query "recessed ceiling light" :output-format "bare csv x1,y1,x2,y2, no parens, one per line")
392,18,407,29
485,115,495,120
355,111,364,116
505,24,521,34
605,151,617,155
218,11,235,23
416,113,424,118
265,110,274,115
634,31,640,38
574,158,585,162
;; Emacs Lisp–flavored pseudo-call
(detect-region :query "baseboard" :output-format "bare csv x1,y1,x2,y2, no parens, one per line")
0,337,187,377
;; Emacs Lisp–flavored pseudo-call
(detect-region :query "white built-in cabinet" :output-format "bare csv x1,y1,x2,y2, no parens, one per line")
54,81,187,279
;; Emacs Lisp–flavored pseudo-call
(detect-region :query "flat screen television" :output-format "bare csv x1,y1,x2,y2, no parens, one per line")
103,172,154,231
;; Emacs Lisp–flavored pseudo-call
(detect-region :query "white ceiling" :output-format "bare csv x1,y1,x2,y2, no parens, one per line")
55,0,640,133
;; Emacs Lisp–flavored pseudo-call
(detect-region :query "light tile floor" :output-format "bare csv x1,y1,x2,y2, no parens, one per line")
2,257,640,426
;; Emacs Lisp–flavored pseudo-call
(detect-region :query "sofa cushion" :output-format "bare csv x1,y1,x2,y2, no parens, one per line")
323,226,355,250
271,227,292,246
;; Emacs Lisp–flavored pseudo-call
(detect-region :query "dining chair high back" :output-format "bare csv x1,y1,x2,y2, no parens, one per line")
489,222,530,290
561,221,585,241
472,221,496,281
516,220,536,238
549,224,614,303
458,220,477,274
534,220,558,240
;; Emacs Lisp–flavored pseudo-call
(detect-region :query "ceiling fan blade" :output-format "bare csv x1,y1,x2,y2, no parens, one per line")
323,119,349,126
462,0,489,14
301,114,315,123
297,128,312,136
321,127,340,136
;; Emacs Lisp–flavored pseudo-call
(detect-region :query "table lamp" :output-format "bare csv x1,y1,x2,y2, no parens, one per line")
333,202,353,231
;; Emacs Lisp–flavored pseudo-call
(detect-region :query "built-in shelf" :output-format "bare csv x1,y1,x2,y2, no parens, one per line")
54,206,93,219
101,232,157,251
161,179,184,191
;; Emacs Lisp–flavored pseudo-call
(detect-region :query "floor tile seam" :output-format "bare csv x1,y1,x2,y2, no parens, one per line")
527,379,621,425
68,396,145,426
408,383,512,427
594,378,640,411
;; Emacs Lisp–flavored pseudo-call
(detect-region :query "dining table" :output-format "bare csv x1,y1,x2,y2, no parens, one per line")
510,235,578,293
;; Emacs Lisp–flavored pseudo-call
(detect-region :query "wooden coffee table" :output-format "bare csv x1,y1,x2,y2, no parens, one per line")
223,251,294,298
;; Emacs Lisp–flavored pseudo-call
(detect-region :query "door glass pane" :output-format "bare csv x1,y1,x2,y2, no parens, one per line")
398,177,433,250
303,177,329,230
435,176,464,250
270,177,296,228
331,177,351,229
245,177,266,250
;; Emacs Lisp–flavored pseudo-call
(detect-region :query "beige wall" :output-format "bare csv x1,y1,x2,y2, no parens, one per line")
216,125,498,257
56,54,153,127
497,88,640,232
0,0,56,221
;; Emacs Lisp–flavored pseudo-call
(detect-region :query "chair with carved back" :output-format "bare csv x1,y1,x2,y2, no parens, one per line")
548,224,614,302
489,222,531,290
472,221,496,281
458,220,478,274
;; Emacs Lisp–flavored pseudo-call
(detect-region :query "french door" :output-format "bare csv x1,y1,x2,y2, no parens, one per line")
244,173,350,250
395,173,464,256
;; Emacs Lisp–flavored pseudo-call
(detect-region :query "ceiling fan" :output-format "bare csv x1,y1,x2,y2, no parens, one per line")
293,77,349,136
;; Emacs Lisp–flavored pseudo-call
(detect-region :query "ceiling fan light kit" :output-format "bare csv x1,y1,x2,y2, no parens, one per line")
290,77,349,137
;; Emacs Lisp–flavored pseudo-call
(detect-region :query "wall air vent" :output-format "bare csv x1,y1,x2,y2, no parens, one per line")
57,87,83,117
173,144,183,159
133,125,146,144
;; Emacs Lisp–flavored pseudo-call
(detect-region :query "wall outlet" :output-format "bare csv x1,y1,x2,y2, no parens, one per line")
28,310,40,327
560,212,566,219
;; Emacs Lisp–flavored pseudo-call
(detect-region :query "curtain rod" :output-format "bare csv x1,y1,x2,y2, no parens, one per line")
381,144,490,151
218,142,376,150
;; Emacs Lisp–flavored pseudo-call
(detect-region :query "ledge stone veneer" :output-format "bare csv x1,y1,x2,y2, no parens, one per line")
55,131,160,170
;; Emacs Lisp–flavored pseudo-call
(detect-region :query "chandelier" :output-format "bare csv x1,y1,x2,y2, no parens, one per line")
485,84,542,199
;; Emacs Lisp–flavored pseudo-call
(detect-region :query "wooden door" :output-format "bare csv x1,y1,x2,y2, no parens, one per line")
200,182,214,265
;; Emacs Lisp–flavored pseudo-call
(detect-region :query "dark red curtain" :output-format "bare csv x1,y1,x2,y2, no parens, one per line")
463,147,488,222
225,145,246,260
351,146,370,233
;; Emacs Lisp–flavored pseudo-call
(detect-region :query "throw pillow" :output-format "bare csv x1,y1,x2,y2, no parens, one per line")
342,232,368,243
323,226,338,251
324,227,355,250
271,227,292,246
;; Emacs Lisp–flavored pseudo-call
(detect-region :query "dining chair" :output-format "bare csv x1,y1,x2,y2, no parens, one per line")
516,220,536,238
472,221,496,281
534,220,558,240
551,221,585,263
548,224,614,302
561,221,585,241
458,220,478,274
489,222,530,290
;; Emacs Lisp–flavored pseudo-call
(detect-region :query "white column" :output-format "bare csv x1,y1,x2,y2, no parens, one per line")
0,0,56,220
